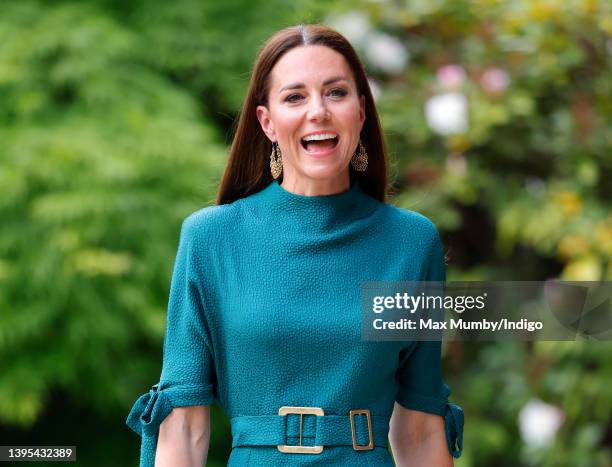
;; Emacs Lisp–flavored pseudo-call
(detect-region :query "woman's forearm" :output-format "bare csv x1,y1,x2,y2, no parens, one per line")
389,403,453,467
390,429,452,467
155,406,210,467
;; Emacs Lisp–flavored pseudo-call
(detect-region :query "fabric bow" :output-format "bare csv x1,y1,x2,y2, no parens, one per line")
126,383,173,438
444,402,464,458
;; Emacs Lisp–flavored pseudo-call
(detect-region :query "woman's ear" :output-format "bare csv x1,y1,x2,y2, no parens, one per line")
256,105,276,142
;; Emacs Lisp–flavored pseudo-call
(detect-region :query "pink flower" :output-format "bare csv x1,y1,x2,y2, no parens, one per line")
436,64,467,89
480,67,510,94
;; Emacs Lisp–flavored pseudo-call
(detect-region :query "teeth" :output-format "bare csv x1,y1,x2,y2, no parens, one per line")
302,133,337,142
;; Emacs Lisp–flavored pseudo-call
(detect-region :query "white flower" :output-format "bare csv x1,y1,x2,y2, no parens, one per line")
518,399,565,448
326,11,371,48
437,64,467,90
480,67,510,94
364,32,408,74
424,92,469,135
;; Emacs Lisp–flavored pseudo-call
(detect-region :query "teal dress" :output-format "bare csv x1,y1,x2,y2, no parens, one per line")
126,179,464,466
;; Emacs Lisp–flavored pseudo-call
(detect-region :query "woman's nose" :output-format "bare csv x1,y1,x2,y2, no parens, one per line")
307,97,330,121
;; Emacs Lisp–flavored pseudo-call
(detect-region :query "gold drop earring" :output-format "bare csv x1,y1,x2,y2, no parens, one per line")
270,141,283,179
350,140,368,172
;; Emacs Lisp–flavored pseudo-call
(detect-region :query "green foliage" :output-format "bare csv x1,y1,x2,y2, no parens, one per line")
0,1,226,425
355,0,612,282
1,0,611,466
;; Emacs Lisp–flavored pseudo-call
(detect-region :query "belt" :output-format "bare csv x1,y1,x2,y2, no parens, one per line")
230,406,390,454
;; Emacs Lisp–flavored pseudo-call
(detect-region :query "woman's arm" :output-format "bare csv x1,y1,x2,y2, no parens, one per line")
389,402,453,467
155,406,210,467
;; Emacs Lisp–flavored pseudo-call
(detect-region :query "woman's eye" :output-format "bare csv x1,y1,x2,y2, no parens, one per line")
329,88,348,97
284,89,347,103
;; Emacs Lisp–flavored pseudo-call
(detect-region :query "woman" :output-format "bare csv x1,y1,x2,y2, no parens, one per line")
127,24,464,466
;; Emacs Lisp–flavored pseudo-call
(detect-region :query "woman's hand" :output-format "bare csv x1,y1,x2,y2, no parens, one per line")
155,406,210,467
389,402,453,467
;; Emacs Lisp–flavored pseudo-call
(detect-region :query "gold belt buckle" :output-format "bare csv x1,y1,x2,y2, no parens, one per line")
277,406,325,454
350,409,374,451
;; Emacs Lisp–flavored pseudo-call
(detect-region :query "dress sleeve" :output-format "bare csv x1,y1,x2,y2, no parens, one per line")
126,214,216,467
394,226,464,458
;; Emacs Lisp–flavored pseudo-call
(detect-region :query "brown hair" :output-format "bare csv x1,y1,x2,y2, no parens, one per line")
217,24,389,205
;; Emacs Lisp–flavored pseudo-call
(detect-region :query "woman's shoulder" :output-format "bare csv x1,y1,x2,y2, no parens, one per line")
180,202,240,240
378,202,442,242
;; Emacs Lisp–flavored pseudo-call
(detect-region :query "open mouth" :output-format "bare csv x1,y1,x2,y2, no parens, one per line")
300,135,339,153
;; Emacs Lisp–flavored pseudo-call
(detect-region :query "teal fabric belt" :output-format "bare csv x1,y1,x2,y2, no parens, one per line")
126,384,463,461
230,411,391,449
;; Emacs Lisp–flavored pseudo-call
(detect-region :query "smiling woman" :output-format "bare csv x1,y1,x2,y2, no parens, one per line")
218,24,388,203
126,23,464,467
254,45,365,194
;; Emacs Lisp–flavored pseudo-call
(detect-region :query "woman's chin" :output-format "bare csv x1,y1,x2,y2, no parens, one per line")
294,165,349,183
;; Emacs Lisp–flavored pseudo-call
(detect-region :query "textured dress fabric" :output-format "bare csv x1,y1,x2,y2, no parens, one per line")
126,179,464,466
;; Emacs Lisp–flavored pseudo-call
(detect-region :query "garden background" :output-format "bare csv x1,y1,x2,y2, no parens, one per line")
0,0,611,465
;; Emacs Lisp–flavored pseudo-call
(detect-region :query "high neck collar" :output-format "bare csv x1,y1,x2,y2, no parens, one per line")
248,179,379,232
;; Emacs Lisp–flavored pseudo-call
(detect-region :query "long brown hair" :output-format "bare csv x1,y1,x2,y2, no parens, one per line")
217,24,389,205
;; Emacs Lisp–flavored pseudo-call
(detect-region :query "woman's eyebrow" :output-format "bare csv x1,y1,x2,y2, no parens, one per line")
279,76,349,93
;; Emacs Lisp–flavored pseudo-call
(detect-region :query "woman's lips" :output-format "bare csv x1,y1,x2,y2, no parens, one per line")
300,136,339,157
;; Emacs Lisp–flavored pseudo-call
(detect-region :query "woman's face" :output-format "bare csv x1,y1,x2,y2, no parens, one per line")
256,45,365,193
